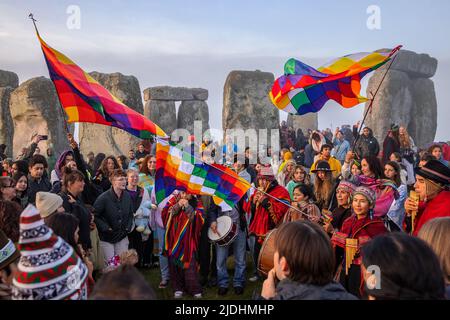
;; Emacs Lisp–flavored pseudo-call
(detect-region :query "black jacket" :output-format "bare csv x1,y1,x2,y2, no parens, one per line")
93,188,134,243
27,175,52,204
135,150,149,160
266,279,357,300
60,190,92,250
353,127,380,159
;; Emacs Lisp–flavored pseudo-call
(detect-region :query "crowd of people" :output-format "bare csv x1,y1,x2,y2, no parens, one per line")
0,120,449,300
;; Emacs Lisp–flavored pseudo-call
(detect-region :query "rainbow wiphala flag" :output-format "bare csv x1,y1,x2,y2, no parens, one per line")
270,46,401,115
37,33,167,139
155,139,251,211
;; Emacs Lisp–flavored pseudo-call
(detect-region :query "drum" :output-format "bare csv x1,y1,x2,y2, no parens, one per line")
208,215,238,247
257,228,277,277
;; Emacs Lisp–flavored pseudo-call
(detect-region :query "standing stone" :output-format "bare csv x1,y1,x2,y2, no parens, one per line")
287,113,318,133
9,77,70,158
363,50,438,148
144,100,177,136
0,87,14,157
223,70,279,147
408,78,437,148
177,100,210,135
0,70,19,89
364,68,414,143
78,72,144,156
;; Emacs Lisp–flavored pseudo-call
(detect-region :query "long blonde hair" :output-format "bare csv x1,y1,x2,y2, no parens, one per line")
399,126,411,149
418,217,450,284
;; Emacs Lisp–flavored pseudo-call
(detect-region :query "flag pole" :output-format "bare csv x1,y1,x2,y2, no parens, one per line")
155,137,316,220
29,13,71,137
351,46,402,154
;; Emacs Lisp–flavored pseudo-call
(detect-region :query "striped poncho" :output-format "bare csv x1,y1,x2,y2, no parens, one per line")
161,194,205,269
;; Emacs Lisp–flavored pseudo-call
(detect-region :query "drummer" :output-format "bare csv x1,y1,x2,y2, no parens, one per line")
209,155,252,296
243,165,290,280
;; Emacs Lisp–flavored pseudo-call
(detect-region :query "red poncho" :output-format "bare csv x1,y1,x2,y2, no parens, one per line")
245,182,290,242
162,195,205,269
412,191,450,236
340,215,387,239
331,214,387,266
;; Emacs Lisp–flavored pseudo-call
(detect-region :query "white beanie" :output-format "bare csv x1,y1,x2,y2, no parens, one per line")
36,192,63,218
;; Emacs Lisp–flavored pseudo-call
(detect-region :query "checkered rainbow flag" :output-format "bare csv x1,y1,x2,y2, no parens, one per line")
155,139,251,211
270,46,401,115
36,32,167,139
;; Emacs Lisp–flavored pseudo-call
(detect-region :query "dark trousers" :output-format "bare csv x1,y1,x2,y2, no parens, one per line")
128,229,153,267
253,239,262,269
169,257,202,295
198,223,217,279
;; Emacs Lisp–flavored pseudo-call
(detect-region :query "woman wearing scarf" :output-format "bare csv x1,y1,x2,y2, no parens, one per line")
342,152,396,219
331,186,387,298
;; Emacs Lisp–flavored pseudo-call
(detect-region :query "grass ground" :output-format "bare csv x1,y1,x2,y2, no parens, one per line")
140,255,263,300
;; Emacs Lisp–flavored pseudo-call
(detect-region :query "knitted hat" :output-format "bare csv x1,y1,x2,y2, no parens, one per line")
36,192,63,218
352,186,376,208
11,204,88,300
415,159,450,186
390,123,399,131
257,165,275,181
0,229,20,271
336,181,357,194
311,161,334,173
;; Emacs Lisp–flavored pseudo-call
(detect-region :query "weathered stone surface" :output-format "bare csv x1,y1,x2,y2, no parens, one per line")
364,69,414,143
177,100,209,135
144,100,177,136
144,86,208,101
79,72,144,156
0,87,14,157
408,78,437,148
0,70,19,88
287,113,318,133
391,50,438,78
222,70,280,145
9,77,70,158
364,55,438,149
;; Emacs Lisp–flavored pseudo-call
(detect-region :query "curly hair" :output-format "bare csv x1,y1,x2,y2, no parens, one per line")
0,200,22,242
99,156,120,178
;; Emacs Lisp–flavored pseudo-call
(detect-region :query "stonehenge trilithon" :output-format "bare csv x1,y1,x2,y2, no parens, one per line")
364,49,438,148
143,86,210,137
287,113,318,134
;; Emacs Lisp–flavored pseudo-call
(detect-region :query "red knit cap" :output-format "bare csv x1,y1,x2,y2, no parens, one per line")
12,205,89,300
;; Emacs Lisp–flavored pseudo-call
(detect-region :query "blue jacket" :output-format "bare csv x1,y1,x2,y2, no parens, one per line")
331,138,350,162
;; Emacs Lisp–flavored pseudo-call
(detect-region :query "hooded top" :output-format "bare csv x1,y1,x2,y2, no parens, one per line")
271,278,357,300
50,150,74,184
354,127,380,158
